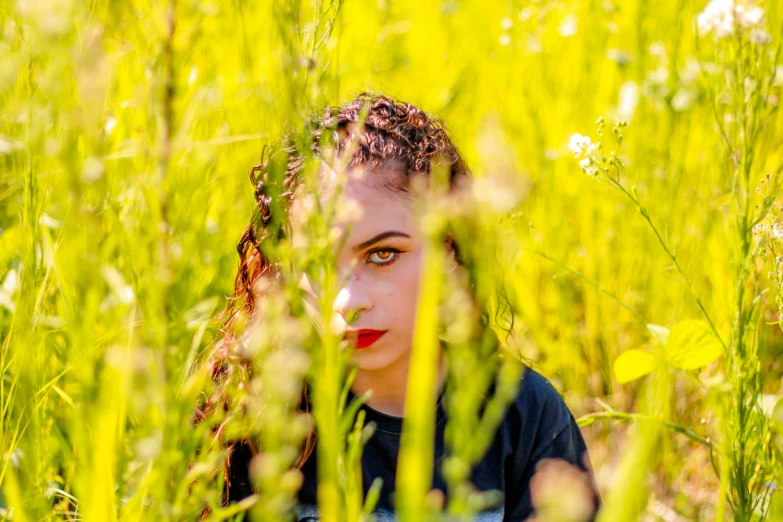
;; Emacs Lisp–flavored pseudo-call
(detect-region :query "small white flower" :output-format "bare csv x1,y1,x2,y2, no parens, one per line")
527,36,542,53
749,29,771,44
579,158,597,176
558,14,578,37
737,5,764,27
697,0,736,36
648,41,667,57
671,89,696,111
501,17,513,30
568,133,592,157
499,34,512,46
697,0,766,37
713,18,735,38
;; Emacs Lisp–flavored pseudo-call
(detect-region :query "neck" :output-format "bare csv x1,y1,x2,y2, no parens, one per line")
351,348,446,418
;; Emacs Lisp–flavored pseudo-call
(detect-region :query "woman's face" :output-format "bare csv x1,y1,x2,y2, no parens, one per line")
296,166,454,372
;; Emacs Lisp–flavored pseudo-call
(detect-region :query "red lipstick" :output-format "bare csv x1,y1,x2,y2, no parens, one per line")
344,329,386,349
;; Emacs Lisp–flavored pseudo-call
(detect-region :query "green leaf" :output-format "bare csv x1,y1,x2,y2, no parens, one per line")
614,349,659,383
646,323,670,345
664,320,723,370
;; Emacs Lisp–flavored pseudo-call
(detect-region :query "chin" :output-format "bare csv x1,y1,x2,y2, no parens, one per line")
353,346,409,371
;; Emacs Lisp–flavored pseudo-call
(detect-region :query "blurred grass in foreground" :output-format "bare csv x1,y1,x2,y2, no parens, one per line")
1,0,783,520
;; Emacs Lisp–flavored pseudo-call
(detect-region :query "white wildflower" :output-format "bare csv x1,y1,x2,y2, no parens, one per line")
649,41,667,57
499,34,511,46
697,0,766,38
501,17,513,30
680,56,702,85
749,29,771,44
527,36,542,53
579,157,597,176
568,133,592,157
558,14,578,37
647,66,669,86
697,0,735,37
737,6,764,27
671,89,696,111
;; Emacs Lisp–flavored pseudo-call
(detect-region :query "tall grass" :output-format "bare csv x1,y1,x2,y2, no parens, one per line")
1,0,783,520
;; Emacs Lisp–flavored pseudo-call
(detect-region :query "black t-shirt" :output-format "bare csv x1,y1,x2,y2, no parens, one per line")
228,368,598,521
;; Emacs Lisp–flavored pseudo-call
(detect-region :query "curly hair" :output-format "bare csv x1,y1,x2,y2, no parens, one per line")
198,91,500,509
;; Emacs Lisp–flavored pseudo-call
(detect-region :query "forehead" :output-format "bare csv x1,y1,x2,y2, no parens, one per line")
337,166,412,229
322,161,406,197
291,163,419,241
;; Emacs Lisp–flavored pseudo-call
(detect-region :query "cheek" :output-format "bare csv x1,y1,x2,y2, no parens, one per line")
386,253,424,329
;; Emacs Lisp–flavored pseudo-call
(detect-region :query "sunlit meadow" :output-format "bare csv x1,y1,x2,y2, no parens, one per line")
1,0,783,520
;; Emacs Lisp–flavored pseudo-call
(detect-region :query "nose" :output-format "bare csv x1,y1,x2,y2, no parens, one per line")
332,271,372,323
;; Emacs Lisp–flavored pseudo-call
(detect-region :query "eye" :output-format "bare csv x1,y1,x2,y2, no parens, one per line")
366,248,401,267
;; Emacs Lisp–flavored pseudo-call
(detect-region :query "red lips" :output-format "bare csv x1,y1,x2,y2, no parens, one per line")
343,329,386,349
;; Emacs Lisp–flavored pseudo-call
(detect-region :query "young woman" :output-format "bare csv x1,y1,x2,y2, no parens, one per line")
207,92,598,521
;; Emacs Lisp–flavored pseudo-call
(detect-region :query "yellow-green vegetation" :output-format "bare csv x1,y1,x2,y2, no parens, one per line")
2,0,783,520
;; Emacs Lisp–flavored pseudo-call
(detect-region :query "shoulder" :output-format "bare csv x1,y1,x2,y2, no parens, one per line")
502,367,580,459
513,367,572,426
499,368,598,519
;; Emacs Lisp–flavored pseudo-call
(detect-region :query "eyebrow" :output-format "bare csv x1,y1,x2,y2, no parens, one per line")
352,231,411,252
